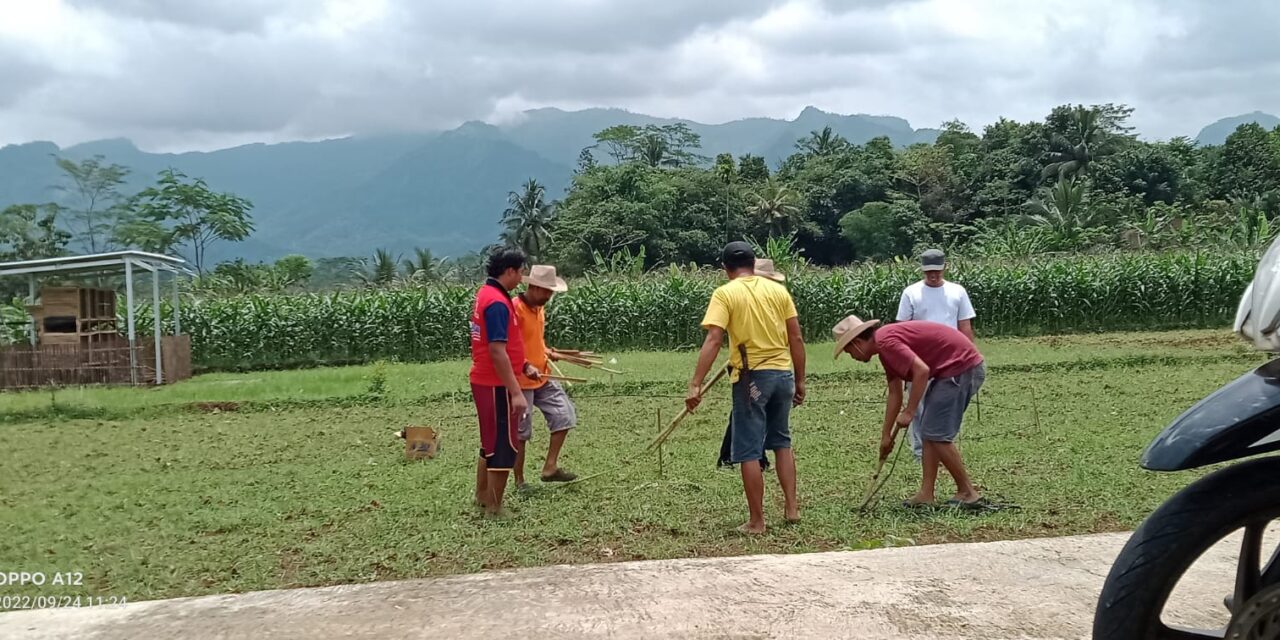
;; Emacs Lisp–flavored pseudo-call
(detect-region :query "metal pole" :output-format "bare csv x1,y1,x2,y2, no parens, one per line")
27,274,36,345
171,274,181,336
125,259,137,385
152,267,163,385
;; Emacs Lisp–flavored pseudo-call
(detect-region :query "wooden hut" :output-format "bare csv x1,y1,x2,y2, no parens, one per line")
0,252,194,390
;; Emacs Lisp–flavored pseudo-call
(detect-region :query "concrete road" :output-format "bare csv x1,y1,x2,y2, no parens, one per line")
0,532,1240,639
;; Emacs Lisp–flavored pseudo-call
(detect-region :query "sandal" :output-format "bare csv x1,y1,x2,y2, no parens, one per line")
540,469,578,483
946,497,997,511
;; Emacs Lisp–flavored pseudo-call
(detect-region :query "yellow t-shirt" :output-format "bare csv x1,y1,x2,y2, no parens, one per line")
514,296,549,390
700,276,798,379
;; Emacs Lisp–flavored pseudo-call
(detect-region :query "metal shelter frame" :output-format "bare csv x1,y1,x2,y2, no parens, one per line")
0,251,194,385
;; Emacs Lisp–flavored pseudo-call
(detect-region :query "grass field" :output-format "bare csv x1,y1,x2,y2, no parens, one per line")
0,329,1268,606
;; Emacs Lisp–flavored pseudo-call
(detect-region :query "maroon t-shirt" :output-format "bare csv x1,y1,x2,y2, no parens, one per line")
876,321,983,381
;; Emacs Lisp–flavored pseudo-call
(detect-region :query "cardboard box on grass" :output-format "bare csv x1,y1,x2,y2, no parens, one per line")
399,426,440,460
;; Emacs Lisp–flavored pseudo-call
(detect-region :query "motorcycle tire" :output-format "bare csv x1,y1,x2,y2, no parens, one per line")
1094,455,1280,639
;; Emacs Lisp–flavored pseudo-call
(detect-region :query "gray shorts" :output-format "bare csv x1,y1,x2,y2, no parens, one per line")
518,381,577,442
728,370,794,464
918,362,985,443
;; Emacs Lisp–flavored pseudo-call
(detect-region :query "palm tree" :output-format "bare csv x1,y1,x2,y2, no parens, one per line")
401,247,442,282
750,178,802,237
1042,105,1126,180
1024,179,1103,249
353,248,400,287
795,126,849,157
501,179,556,259
636,133,675,168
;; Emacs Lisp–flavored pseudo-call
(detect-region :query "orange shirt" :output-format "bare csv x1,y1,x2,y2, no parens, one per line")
514,296,550,389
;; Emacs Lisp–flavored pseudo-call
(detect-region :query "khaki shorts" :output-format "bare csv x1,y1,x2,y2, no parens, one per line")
518,381,577,441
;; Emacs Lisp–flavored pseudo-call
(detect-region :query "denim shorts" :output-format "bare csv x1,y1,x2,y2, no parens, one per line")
728,370,794,464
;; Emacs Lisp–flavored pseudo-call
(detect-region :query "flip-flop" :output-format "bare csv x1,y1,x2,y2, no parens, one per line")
946,497,1005,512
540,469,578,483
902,499,934,510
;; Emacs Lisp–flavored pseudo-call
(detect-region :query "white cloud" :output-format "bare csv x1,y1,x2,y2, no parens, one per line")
0,0,1276,150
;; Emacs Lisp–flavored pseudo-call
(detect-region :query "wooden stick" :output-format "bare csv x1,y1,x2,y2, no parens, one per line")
598,366,624,375
656,407,664,478
645,362,730,452
549,361,572,386
559,357,601,370
857,425,903,510
559,354,604,367
545,373,588,383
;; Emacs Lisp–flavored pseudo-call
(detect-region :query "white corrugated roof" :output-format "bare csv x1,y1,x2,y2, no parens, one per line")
0,251,191,276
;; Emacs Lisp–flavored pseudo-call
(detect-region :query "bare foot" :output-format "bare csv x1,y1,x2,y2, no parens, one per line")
784,507,800,524
906,493,935,506
952,491,981,504
737,522,766,535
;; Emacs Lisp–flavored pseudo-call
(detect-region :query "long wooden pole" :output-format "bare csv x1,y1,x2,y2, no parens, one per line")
645,362,730,452
857,425,904,510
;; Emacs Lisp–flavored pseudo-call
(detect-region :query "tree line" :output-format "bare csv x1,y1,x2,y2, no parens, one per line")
498,104,1280,273
0,159,254,274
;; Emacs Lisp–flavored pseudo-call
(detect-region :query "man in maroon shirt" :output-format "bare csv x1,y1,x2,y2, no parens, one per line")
833,316,988,508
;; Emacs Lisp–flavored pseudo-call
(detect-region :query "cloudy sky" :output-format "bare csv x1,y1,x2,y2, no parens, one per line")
1,0,1276,152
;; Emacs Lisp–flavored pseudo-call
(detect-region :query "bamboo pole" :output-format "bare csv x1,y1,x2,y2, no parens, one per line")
549,361,572,387
646,362,730,452
857,425,904,510
656,407,664,478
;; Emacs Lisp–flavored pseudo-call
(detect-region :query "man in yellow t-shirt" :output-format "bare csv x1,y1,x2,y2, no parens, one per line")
513,265,578,489
685,242,807,534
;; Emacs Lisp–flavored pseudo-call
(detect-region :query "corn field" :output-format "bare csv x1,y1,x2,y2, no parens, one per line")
131,250,1256,371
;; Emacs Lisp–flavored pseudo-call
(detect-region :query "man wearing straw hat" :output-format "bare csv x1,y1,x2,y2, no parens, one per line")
832,315,988,509
513,265,579,488
687,242,807,534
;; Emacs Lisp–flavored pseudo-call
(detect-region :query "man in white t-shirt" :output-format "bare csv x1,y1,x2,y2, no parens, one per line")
896,248,976,460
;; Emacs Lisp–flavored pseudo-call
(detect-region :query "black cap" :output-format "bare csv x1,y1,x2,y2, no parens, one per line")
921,249,945,271
721,241,756,266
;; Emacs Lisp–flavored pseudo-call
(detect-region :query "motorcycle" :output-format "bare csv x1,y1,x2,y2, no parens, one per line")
1093,238,1280,639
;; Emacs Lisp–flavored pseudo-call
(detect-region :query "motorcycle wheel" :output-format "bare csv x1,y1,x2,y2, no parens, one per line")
1094,455,1280,639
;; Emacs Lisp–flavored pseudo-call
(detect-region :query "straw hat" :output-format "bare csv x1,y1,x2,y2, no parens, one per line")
755,259,785,283
523,265,568,292
831,314,881,359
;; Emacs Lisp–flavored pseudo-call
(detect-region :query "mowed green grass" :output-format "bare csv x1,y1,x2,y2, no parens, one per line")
0,329,1267,605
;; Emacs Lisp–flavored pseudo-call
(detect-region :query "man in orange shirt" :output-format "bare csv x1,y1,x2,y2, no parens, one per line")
514,265,579,488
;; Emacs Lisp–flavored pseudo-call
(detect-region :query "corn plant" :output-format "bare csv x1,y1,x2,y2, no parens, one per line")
129,250,1258,372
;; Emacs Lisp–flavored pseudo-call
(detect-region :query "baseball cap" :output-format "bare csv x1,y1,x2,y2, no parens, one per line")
921,249,946,272
721,241,756,265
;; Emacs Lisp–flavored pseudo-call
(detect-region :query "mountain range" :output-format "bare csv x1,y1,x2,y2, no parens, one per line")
0,107,1274,262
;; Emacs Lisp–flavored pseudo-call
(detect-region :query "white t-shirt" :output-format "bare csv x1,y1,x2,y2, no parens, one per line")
896,280,976,329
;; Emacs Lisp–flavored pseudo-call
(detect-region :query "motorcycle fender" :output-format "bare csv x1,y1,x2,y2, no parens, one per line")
1143,358,1280,471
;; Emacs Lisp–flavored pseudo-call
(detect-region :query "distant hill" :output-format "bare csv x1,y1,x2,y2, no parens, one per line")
1196,112,1280,146
0,107,954,262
